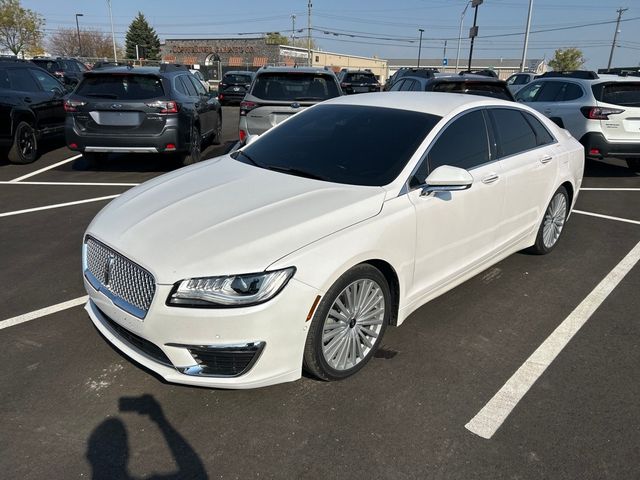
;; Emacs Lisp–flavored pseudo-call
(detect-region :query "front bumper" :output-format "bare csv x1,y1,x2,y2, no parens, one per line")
580,132,640,160
84,276,319,389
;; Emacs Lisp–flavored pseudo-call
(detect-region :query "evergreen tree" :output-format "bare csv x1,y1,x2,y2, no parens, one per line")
125,12,160,60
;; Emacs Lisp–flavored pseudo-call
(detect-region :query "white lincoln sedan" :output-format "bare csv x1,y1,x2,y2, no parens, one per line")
83,92,584,389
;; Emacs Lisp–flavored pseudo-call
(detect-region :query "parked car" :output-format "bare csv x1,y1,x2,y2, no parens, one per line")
0,58,66,164
82,92,584,388
389,74,515,101
238,66,341,142
383,67,438,91
337,69,380,94
30,56,88,87
218,70,255,105
505,72,539,95
65,64,222,166
515,70,640,172
189,69,209,92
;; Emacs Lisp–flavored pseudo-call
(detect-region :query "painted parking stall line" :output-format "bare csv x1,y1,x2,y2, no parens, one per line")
8,154,82,182
0,296,88,330
579,187,640,191
0,195,120,217
0,181,140,187
465,239,640,439
573,209,640,226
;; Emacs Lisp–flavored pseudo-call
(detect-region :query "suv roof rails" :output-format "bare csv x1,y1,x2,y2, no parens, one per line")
159,63,189,73
540,70,599,80
597,67,640,77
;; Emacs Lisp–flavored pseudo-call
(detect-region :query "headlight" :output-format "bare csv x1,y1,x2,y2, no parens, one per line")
167,268,295,307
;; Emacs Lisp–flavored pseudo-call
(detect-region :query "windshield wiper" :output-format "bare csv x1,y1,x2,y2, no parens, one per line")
264,165,327,181
233,149,262,167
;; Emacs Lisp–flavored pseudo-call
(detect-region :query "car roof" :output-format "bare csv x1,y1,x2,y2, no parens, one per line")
400,74,506,84
256,66,334,75
529,74,640,84
85,66,163,75
224,70,254,75
325,91,515,117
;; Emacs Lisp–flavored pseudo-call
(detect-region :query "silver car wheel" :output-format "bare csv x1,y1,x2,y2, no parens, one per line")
542,192,567,249
321,279,385,371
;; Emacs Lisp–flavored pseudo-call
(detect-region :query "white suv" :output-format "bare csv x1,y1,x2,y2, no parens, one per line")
515,71,640,172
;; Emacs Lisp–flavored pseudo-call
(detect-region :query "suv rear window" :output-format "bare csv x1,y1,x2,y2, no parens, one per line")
224,74,252,84
344,73,377,84
432,81,512,100
251,73,340,101
593,82,640,107
76,74,164,100
32,60,61,72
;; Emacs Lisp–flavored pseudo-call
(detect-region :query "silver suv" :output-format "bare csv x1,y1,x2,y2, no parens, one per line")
238,66,341,142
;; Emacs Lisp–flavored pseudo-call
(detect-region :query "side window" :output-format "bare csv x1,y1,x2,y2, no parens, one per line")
179,75,197,96
7,67,40,92
174,76,187,95
514,75,530,85
187,74,206,95
428,110,490,172
506,75,517,86
490,108,538,157
561,83,583,101
30,69,61,92
390,79,405,91
536,82,565,102
523,112,555,146
516,82,542,102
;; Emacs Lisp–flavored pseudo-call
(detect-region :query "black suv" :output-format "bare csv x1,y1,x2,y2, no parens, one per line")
0,58,67,164
389,73,514,101
31,57,88,87
65,64,222,166
337,69,380,94
218,70,255,105
383,67,439,91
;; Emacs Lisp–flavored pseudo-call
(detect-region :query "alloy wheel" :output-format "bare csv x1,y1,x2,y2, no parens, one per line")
542,192,567,249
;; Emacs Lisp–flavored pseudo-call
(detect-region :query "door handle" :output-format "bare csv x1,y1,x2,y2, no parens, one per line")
481,173,499,184
540,155,553,164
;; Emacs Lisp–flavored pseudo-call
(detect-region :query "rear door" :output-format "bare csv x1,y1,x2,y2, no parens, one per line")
185,73,216,135
593,81,640,142
29,68,66,132
72,73,168,136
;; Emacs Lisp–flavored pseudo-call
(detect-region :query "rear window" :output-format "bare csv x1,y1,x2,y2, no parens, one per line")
235,104,441,186
76,74,164,100
32,60,61,72
432,81,512,100
344,73,377,84
593,82,640,107
251,73,340,101
224,74,252,84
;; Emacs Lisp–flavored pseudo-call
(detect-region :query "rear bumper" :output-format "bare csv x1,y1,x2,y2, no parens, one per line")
218,90,247,103
580,132,640,159
65,117,184,153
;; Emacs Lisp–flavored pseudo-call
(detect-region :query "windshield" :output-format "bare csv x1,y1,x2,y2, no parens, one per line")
593,82,640,107
345,73,377,84
233,104,441,186
224,74,252,84
251,73,340,101
76,74,164,100
433,82,513,100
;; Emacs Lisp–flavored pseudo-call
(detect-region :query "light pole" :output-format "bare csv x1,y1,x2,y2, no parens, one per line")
417,28,424,67
291,14,296,44
455,2,470,72
520,0,533,72
467,0,483,73
107,0,117,62
307,0,312,66
75,14,83,57
607,7,628,69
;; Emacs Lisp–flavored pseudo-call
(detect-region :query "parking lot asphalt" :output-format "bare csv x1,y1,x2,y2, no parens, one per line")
1,106,639,479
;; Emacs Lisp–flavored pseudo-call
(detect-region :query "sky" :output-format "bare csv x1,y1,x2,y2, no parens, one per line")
22,0,640,69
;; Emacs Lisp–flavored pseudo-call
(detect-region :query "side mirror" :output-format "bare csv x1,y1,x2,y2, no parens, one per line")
421,165,473,196
245,134,260,146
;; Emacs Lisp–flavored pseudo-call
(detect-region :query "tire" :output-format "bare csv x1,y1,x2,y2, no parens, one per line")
8,121,38,164
181,124,202,166
303,264,390,381
627,158,640,173
212,114,222,145
528,185,569,255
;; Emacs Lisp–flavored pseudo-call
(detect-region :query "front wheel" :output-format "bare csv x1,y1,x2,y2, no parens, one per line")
180,124,202,166
528,186,569,255
303,264,390,381
627,158,640,173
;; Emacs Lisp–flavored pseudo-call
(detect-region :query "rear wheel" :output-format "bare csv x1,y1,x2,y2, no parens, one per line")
212,114,222,145
181,124,202,166
627,158,640,173
8,121,38,164
528,186,569,255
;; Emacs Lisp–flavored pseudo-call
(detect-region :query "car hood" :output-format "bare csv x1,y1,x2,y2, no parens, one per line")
87,155,386,284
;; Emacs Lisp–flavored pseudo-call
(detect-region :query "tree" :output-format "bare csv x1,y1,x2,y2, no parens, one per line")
0,0,44,56
549,47,585,71
48,28,122,59
125,12,160,60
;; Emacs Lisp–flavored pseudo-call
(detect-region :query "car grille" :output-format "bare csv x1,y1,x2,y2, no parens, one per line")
98,306,172,366
187,343,265,377
84,237,156,317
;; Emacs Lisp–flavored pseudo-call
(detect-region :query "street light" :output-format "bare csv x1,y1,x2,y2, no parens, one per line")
520,0,533,72
107,0,117,62
455,2,470,72
417,28,424,68
75,13,83,57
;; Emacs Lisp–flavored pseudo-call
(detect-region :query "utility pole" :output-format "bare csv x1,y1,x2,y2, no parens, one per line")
107,0,117,62
307,1,312,66
520,0,533,72
467,0,483,73
443,40,447,61
456,1,470,72
75,13,83,57
291,14,296,44
417,28,424,67
607,7,628,69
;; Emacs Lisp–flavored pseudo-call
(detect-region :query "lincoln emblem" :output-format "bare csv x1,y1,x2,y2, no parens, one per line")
104,254,115,286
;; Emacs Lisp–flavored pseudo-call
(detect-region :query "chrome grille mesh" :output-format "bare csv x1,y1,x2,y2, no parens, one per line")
85,237,156,314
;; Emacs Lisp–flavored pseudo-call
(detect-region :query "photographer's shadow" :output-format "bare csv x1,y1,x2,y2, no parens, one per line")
87,394,207,480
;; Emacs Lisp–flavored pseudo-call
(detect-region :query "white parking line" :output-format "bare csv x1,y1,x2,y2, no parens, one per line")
465,239,640,439
0,195,119,217
0,181,139,187
580,188,640,191
573,209,640,226
8,154,82,182
0,296,88,331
